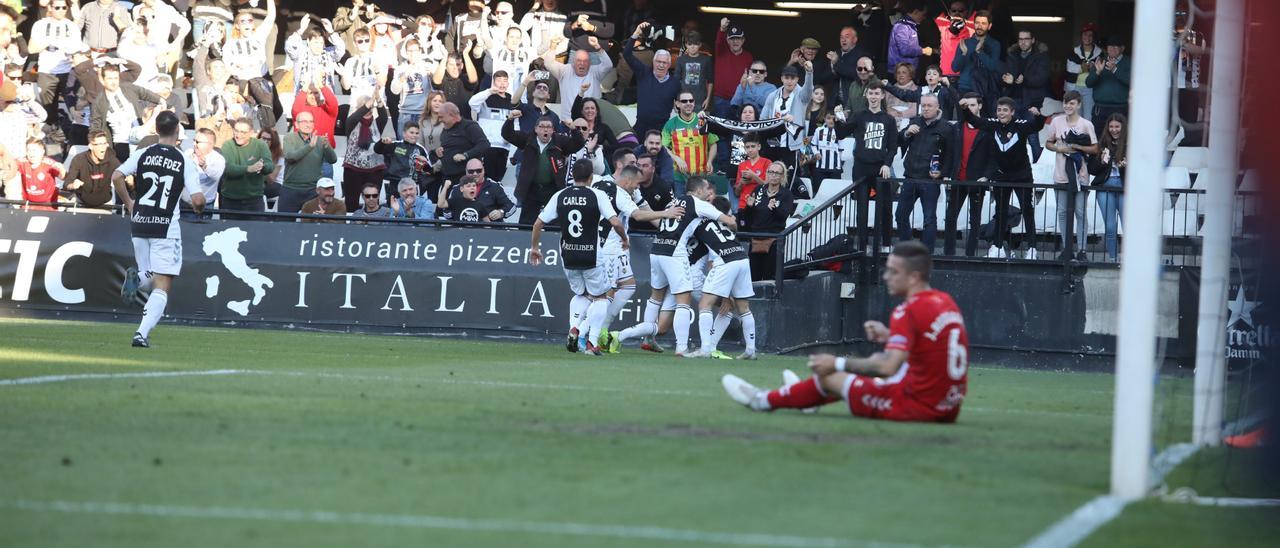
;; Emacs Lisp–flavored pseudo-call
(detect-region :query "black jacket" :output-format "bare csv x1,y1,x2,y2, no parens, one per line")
439,119,491,179
1003,43,1051,109
741,185,793,234
1087,146,1127,187
955,121,996,181
898,116,958,179
959,108,1043,182
501,117,586,202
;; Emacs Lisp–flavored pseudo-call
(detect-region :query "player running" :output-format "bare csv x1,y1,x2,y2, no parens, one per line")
722,241,969,422
687,196,757,359
592,164,683,353
615,176,736,356
529,159,629,356
114,111,206,348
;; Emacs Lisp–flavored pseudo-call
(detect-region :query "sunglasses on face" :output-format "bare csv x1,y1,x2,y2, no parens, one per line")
856,67,873,72
355,38,370,44
466,168,484,174
51,5,68,10
363,193,380,198
195,140,213,145
750,69,766,74
677,99,694,104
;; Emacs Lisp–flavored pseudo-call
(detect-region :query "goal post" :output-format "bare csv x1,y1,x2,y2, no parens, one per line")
1192,0,1245,448
1110,0,1175,501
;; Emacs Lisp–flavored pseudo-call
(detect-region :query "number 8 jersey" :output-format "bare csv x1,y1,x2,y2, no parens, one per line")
117,144,203,239
538,185,618,270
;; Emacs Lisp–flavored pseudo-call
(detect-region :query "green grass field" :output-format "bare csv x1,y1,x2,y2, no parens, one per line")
0,318,1274,547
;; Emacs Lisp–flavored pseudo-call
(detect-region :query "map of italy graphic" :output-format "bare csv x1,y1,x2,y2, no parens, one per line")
201,228,274,316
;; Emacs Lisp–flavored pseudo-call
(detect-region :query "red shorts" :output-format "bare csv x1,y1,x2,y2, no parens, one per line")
841,375,959,423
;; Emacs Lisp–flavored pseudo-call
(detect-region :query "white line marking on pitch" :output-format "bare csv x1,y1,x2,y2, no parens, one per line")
0,369,1101,418
1160,496,1280,507
3,499,911,548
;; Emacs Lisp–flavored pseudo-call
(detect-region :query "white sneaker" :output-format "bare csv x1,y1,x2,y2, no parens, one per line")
1025,248,1039,260
987,245,1005,258
782,369,819,415
721,374,769,411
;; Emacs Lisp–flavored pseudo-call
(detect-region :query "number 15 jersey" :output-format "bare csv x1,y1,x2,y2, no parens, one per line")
116,144,202,240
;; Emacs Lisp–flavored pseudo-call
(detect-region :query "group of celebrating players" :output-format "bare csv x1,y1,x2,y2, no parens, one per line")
530,152,970,424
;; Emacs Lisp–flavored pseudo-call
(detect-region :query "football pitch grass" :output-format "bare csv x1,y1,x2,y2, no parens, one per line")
0,318,1275,547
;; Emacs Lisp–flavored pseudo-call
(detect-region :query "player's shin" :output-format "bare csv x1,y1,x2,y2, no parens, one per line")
569,294,591,332
740,311,757,353
603,285,635,332
585,298,609,345
137,288,168,338
709,312,734,349
673,304,694,354
766,376,839,409
698,309,715,352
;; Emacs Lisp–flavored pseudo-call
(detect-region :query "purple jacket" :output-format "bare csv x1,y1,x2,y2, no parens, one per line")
888,18,924,70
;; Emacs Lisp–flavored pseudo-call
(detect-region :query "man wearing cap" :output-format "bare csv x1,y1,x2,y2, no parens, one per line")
713,18,753,119
800,37,832,91
1086,36,1130,122
300,178,347,222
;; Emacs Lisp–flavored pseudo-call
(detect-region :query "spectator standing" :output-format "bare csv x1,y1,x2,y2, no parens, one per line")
571,95,619,159
624,22,680,142
290,77,339,149
951,10,1001,111
733,136,770,211
840,81,898,251
284,15,345,94
521,0,569,59
703,103,788,193
1089,113,1127,261
90,63,165,162
888,2,934,71
1064,24,1101,122
1044,90,1099,261
960,96,1043,259
741,162,794,281
300,178,346,221
218,119,273,217
614,0,660,105
29,0,81,125
843,57,877,115
432,53,479,120
675,31,713,113
181,128,225,220
62,130,119,210
848,1,890,69
885,62,920,122
935,0,974,79
731,60,777,115
563,0,615,55
446,0,490,55
1086,37,1131,122
712,18,753,121
258,127,286,203
279,111,338,214
502,110,585,224
222,0,278,124
375,119,430,200
512,77,565,133
896,94,957,251
662,91,718,196
945,94,994,257
806,112,844,196
634,129,675,185
342,96,391,211
436,102,490,196
829,26,873,106
340,28,384,101
76,0,131,52
886,64,957,121
1003,29,1049,160
761,62,814,193
542,45,612,121
392,38,435,136
486,27,534,89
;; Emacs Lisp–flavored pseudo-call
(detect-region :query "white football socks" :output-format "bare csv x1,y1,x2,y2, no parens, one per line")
137,288,167,338
585,298,609,347
673,304,694,354
138,271,155,292
568,294,590,332
601,285,635,333
698,309,715,352
740,311,757,353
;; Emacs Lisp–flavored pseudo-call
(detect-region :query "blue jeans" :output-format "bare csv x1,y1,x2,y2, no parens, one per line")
1096,175,1125,259
321,162,334,179
895,180,940,250
712,97,733,173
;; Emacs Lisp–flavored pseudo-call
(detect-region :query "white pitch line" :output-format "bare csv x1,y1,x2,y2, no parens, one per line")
0,369,251,386
1161,496,1280,508
3,499,906,548
1021,495,1127,548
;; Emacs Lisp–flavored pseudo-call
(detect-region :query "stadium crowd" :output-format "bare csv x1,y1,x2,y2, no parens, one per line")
0,0,1203,266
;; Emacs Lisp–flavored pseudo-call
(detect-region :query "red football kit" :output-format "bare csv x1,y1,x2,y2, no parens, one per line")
845,289,969,422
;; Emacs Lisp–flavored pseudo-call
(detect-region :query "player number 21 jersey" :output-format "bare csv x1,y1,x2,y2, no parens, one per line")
117,144,202,240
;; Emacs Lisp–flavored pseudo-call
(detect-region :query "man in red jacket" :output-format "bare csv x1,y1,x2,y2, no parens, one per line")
291,75,339,148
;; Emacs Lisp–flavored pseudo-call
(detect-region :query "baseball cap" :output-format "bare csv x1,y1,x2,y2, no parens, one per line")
1081,23,1098,34
801,38,821,49
727,24,745,39
780,65,800,78
315,177,336,189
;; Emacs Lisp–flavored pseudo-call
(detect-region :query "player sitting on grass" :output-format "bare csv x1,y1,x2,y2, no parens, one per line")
722,240,969,422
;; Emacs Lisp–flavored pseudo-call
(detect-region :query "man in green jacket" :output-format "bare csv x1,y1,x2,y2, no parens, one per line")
279,111,338,213
1085,37,1131,122
219,117,275,220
